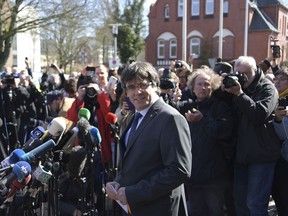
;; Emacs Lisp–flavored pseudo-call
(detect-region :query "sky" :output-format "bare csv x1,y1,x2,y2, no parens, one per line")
143,0,156,36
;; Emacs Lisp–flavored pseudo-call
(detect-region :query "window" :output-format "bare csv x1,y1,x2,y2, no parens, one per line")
158,40,165,59
178,0,183,17
164,4,170,19
170,40,177,58
191,0,200,16
224,0,229,14
189,38,200,58
206,0,214,15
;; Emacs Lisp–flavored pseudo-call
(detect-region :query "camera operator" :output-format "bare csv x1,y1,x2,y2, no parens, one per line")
0,69,23,151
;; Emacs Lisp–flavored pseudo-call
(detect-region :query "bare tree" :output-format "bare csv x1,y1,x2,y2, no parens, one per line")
0,0,87,67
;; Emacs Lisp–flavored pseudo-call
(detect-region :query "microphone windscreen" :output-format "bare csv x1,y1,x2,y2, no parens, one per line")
53,150,70,163
10,149,25,162
12,161,31,182
68,146,87,179
77,117,91,141
0,149,23,168
89,127,102,145
78,108,91,121
22,139,43,153
105,112,117,125
20,139,56,163
47,117,67,137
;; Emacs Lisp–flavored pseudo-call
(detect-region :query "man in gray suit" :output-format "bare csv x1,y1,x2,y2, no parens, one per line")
106,61,192,216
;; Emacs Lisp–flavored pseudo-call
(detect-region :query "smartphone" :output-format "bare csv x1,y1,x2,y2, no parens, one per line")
271,45,281,58
125,96,135,112
278,98,287,108
108,76,118,89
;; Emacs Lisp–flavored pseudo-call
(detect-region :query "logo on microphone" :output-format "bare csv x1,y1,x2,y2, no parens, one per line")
21,165,29,175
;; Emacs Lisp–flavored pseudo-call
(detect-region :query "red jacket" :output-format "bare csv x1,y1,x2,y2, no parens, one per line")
67,92,112,163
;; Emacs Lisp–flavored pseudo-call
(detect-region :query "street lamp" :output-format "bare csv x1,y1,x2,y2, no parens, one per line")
109,23,122,59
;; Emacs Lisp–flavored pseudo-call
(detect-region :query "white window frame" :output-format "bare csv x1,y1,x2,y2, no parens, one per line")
224,0,229,14
205,0,214,15
170,40,177,58
157,40,165,59
189,38,201,58
191,0,200,16
164,4,170,19
178,0,183,17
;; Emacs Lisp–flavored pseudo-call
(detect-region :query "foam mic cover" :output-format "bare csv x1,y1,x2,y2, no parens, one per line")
77,117,91,143
47,117,67,137
1,149,25,168
20,139,56,163
105,112,117,125
78,108,91,121
0,161,32,188
22,138,43,153
68,146,87,179
89,127,102,145
53,150,70,163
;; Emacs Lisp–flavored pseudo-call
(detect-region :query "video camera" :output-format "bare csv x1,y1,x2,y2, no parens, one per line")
223,71,246,88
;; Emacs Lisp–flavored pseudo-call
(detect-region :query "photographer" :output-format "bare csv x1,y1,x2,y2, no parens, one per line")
223,56,281,216
67,65,112,163
17,69,45,145
159,68,182,110
170,59,193,101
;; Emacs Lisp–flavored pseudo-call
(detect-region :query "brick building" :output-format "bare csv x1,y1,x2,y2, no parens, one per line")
145,0,288,68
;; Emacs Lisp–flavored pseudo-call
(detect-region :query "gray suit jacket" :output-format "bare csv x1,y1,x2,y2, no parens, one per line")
116,97,192,216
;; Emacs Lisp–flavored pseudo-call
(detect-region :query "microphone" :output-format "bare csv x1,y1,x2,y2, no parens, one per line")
78,108,91,120
47,117,67,137
0,161,31,188
30,126,46,139
0,149,25,169
53,150,70,163
89,127,102,146
105,112,118,125
68,146,87,179
53,126,78,152
20,139,56,163
22,139,43,153
32,162,52,184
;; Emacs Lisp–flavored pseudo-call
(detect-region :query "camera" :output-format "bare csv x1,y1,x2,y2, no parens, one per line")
160,69,175,90
223,71,246,88
174,60,183,69
86,86,97,98
1,74,15,86
271,45,281,58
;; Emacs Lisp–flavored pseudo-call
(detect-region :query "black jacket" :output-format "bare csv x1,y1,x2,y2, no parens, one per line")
187,96,235,185
234,68,281,164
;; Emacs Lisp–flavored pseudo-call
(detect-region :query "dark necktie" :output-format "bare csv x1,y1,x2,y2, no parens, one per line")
128,112,142,143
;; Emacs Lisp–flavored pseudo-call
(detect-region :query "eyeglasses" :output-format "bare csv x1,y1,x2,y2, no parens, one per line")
274,77,288,82
126,82,151,92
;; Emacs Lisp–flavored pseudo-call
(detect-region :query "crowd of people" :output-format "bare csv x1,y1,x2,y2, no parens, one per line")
0,54,287,216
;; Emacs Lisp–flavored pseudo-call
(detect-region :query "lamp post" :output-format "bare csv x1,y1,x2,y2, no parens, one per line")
109,23,122,59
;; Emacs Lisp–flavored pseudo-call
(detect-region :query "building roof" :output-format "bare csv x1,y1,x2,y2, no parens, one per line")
257,0,288,9
249,1,278,32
